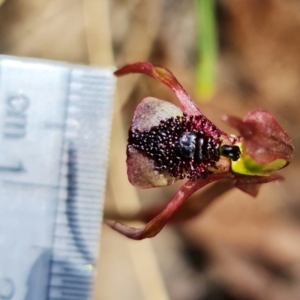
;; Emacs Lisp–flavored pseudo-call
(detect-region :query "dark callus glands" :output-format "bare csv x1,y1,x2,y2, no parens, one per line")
128,113,221,180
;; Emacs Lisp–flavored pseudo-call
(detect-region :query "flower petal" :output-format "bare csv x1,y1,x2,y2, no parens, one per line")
105,174,228,239
234,173,284,197
114,62,201,116
223,110,294,170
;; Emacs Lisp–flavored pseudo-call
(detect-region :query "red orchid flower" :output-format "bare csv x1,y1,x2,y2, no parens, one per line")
106,62,294,240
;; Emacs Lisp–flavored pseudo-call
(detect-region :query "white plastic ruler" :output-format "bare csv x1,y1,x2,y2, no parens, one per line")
0,55,115,300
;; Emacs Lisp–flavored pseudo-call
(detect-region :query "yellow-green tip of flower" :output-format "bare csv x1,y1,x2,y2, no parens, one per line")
231,142,288,176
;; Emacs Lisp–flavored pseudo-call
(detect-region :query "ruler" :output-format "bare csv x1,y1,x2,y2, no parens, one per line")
0,55,115,300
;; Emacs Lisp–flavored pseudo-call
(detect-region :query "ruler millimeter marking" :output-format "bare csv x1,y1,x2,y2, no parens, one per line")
0,56,115,300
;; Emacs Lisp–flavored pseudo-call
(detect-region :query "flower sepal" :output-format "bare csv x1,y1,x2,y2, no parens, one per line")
223,110,294,176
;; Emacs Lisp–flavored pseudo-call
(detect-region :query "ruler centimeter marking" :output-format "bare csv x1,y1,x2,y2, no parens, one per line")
48,69,114,300
0,56,115,300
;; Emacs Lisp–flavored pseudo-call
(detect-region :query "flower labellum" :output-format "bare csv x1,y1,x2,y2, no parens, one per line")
106,62,294,240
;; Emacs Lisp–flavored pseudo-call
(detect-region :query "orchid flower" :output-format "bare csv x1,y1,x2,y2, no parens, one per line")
106,62,294,240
